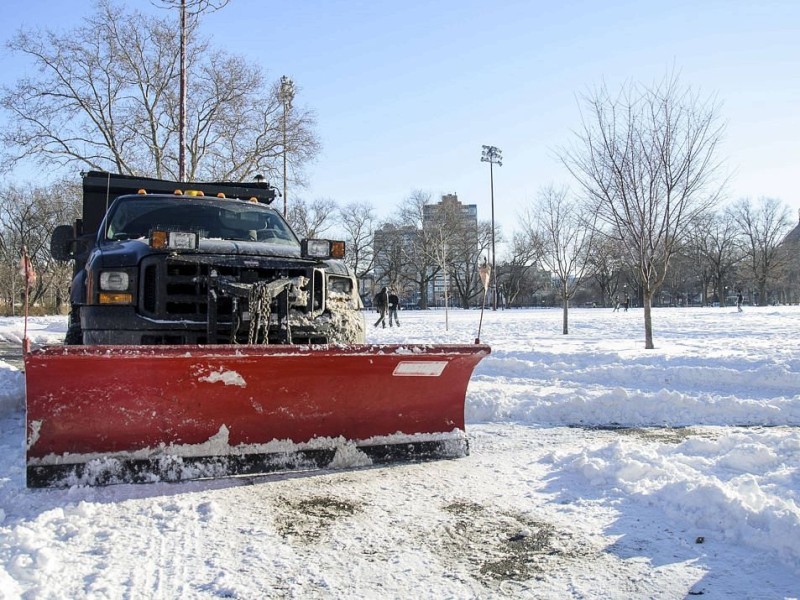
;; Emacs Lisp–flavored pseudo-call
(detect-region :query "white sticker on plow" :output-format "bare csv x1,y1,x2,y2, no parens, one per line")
393,361,448,377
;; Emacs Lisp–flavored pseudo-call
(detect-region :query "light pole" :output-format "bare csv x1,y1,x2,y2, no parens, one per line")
279,75,295,218
481,145,502,310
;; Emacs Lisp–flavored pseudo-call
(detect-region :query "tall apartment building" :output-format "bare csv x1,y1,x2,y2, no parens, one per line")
422,193,478,229
422,194,479,306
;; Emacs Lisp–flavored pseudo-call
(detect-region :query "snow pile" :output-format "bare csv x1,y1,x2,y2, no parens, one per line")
552,428,800,572
0,317,65,418
0,364,23,418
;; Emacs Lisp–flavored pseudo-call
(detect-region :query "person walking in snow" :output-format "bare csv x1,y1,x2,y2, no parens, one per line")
624,294,630,312
388,290,400,327
373,286,389,328
737,291,743,312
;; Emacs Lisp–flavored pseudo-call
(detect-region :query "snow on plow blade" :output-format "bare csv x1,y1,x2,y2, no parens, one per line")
25,343,490,487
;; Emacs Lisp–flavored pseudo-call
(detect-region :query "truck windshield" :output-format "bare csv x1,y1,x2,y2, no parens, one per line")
104,196,299,245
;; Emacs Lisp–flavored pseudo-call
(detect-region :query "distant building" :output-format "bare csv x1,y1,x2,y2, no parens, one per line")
371,193,480,307
779,209,800,304
422,193,478,228
423,194,479,306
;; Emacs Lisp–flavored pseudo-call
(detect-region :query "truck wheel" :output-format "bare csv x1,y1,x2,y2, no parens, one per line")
64,307,83,345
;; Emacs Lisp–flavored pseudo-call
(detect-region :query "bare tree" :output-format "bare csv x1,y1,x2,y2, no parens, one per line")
729,197,792,306
427,222,453,311
498,231,543,307
1,0,319,182
153,0,230,181
586,234,628,308
687,210,742,306
0,180,80,312
561,72,725,348
372,221,413,295
662,247,703,306
286,197,339,240
397,190,440,309
338,201,376,280
524,186,596,334
448,220,492,308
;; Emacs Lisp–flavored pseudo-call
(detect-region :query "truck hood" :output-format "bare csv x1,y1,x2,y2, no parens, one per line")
96,237,303,266
196,238,302,258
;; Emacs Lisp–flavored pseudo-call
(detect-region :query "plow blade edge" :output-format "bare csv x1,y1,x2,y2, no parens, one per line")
25,344,490,487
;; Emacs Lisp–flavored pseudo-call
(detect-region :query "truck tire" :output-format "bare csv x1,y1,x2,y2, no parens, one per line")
64,307,83,345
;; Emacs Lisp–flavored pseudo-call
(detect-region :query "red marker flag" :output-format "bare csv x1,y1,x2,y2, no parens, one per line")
19,247,37,288
479,261,491,291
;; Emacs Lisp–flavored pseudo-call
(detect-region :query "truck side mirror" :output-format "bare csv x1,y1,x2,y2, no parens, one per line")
51,224,76,261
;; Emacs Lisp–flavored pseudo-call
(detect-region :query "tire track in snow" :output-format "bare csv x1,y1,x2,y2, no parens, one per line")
139,501,197,598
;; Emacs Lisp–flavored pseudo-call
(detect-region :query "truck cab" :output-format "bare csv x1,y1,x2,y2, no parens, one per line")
52,172,365,345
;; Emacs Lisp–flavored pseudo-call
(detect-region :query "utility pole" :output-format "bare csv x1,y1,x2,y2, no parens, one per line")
163,0,231,182
178,0,187,182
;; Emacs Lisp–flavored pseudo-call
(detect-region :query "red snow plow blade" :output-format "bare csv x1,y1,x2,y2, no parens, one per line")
25,343,489,487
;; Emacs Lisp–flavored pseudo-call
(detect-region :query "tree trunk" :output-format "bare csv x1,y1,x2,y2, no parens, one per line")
417,283,429,310
643,290,654,349
562,289,569,335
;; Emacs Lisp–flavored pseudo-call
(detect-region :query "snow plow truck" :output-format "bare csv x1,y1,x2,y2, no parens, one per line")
25,171,490,487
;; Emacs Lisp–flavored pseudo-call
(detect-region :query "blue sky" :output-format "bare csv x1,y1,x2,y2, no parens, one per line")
2,0,799,241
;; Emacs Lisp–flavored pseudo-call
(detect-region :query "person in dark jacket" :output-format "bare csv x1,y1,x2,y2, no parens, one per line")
388,290,400,327
373,286,389,328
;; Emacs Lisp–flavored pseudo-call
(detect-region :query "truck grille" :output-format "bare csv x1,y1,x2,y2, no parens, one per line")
139,255,318,323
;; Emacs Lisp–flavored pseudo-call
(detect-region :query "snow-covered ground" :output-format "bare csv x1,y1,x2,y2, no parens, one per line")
0,306,799,599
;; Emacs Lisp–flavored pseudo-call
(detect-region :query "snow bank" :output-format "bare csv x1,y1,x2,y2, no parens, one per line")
553,428,800,573
0,362,23,418
0,307,798,596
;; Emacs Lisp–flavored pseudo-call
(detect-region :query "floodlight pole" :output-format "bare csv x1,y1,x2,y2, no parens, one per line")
280,75,295,218
481,145,502,311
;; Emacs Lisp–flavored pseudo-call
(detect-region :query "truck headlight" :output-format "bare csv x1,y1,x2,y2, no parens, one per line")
303,239,331,258
151,230,198,250
328,277,352,293
302,239,346,259
100,271,130,291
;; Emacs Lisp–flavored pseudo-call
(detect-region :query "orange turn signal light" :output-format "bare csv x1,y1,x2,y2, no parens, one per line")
99,292,133,304
151,230,168,249
330,241,345,259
